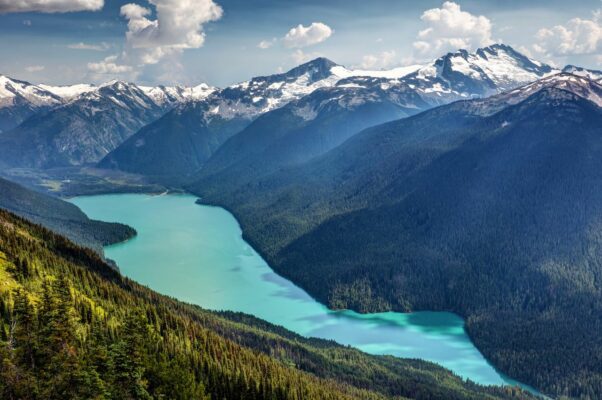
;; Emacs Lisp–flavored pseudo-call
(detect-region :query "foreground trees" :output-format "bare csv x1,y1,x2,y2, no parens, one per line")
0,210,531,399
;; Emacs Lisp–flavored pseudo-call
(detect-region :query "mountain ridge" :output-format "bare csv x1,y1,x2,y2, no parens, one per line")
100,43,562,179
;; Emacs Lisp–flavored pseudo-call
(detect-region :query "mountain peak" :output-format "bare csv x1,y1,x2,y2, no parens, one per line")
465,72,602,116
418,43,557,95
296,57,338,69
516,72,602,107
279,57,339,82
0,74,62,106
100,79,133,90
562,65,602,81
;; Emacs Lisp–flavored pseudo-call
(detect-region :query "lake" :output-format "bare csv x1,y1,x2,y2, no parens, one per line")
73,192,525,388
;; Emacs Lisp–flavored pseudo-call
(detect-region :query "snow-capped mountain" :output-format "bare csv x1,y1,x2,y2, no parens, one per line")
457,72,602,118
0,80,167,168
202,44,558,123
98,58,362,177
204,57,345,120
0,75,217,134
0,75,63,132
98,44,567,179
39,83,97,100
200,57,437,122
562,65,602,82
399,44,558,105
39,81,217,106
139,83,215,107
2,43,597,174
0,75,62,106
0,43,559,135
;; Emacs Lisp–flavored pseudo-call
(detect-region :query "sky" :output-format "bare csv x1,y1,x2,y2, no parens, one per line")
0,0,600,87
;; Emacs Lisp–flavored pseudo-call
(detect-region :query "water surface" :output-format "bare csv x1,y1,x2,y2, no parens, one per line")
73,193,522,387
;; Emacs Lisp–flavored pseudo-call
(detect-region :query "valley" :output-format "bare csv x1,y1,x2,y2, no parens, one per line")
72,193,532,390
1,38,601,399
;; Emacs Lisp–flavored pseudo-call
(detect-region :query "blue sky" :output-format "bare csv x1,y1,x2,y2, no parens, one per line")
0,0,600,86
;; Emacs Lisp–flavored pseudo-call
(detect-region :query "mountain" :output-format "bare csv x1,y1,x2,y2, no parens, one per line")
0,81,167,168
39,82,97,99
99,58,358,178
562,64,602,81
102,45,556,179
98,100,251,181
192,76,431,187
138,83,216,106
0,75,62,133
0,74,217,170
191,45,559,195
189,74,602,398
0,176,134,253
0,208,533,400
399,43,556,105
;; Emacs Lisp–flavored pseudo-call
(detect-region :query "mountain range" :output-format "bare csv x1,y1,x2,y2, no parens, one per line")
0,75,63,133
0,44,567,176
0,77,215,169
100,44,562,179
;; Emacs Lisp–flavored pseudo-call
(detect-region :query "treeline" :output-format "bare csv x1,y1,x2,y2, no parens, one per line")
0,209,531,399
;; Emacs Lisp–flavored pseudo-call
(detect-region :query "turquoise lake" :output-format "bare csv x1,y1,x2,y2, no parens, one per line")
72,193,525,389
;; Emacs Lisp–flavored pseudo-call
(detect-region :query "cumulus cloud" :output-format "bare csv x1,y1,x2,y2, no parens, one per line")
413,1,493,58
87,0,222,81
68,42,109,51
120,0,222,64
87,55,133,74
533,10,601,56
283,22,333,48
359,50,397,69
25,65,45,72
0,0,103,13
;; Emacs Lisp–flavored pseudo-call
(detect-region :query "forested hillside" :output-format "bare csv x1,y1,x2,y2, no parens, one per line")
189,76,602,398
0,177,134,253
0,209,531,399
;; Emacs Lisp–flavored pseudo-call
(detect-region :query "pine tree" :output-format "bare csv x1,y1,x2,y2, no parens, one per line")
108,311,152,400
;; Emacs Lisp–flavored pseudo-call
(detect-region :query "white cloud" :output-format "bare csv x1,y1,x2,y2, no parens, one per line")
359,50,397,69
283,22,333,48
257,39,276,49
291,49,322,64
25,65,45,72
533,10,601,56
0,0,103,13
87,55,133,74
413,1,493,58
68,42,109,51
120,0,222,64
87,0,222,81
